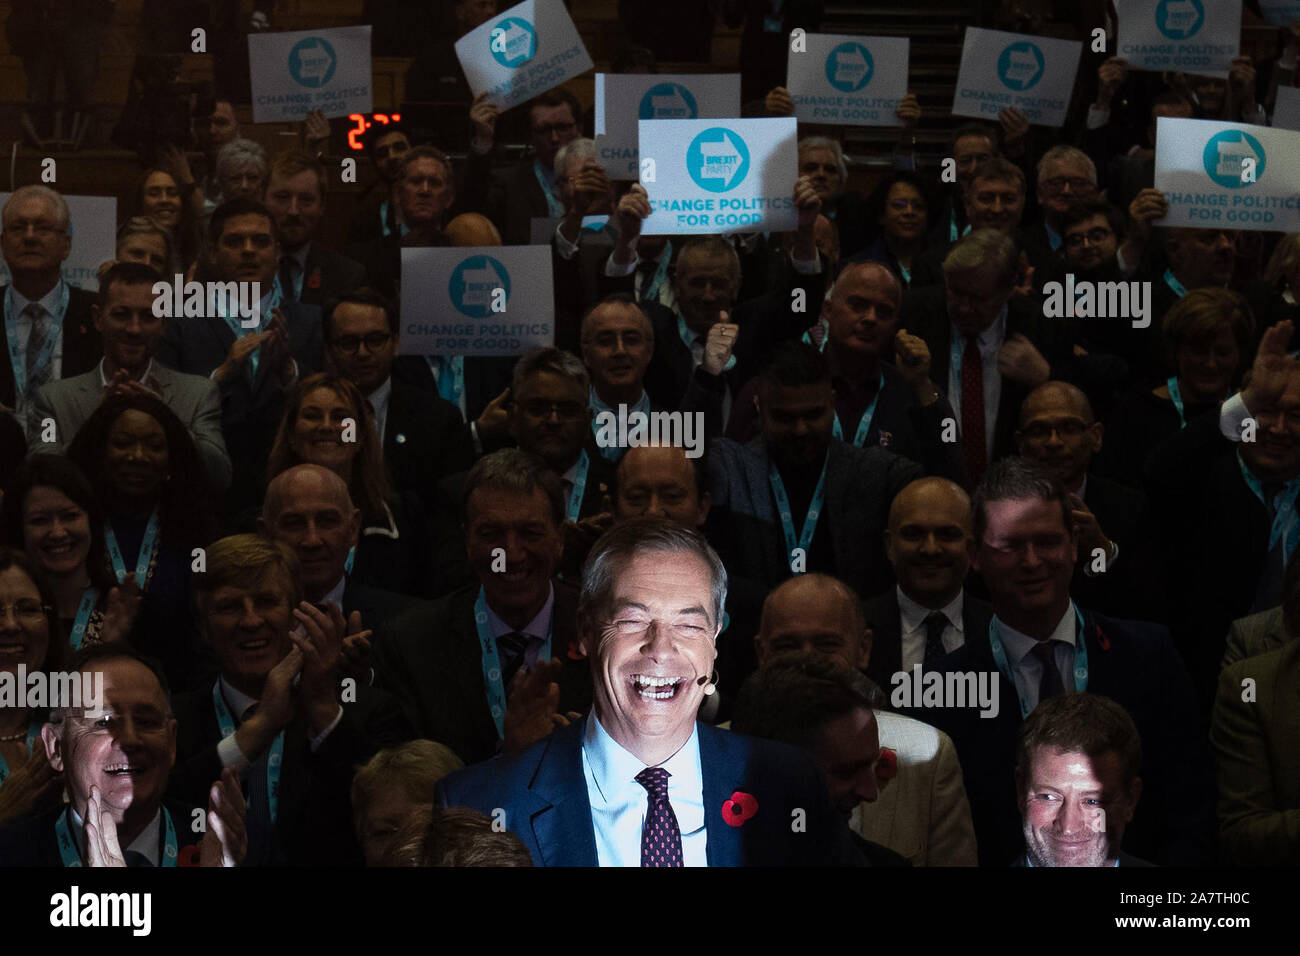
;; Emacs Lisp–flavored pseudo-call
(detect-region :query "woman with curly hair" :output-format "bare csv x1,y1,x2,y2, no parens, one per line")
266,373,435,597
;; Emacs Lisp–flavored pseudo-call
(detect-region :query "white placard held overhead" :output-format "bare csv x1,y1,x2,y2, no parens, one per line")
399,246,554,357
1261,1,1300,27
0,194,115,292
951,27,1082,128
594,74,741,179
1154,117,1300,232
249,26,373,122
455,0,593,111
786,34,909,127
1116,0,1240,78
637,118,799,236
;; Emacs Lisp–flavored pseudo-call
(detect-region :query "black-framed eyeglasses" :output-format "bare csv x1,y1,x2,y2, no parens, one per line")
1064,228,1114,249
520,400,587,421
331,332,393,353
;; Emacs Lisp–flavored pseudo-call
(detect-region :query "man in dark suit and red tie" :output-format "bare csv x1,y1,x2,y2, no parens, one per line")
435,517,863,866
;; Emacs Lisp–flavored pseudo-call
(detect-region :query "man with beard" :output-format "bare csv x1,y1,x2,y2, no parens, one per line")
346,122,412,246
706,341,920,599
1015,693,1148,867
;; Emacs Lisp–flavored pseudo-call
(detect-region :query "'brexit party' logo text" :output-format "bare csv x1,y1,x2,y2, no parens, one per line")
686,128,750,193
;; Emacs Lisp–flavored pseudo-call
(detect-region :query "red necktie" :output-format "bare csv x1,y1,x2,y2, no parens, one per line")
961,336,987,487
636,767,683,867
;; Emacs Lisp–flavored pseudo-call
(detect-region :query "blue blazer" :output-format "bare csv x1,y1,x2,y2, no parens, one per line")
435,719,864,866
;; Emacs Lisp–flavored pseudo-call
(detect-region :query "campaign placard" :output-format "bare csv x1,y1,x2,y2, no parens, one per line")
951,27,1082,128
455,0,593,111
1260,1,1300,27
594,73,741,179
399,246,554,357
0,193,115,292
1273,85,1300,132
249,26,372,122
1116,0,1240,78
786,33,909,126
1154,117,1300,232
637,118,798,235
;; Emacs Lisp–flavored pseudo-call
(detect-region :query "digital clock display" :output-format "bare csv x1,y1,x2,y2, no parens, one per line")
347,113,402,150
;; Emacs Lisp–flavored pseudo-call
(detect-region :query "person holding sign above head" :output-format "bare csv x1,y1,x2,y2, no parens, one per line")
706,341,921,600
172,534,408,866
0,643,248,867
374,449,592,767
919,456,1210,867
1,185,101,441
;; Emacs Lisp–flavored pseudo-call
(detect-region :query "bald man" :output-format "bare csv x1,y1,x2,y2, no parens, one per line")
864,477,993,691
751,574,978,865
1015,382,1155,621
445,212,502,247
581,297,656,462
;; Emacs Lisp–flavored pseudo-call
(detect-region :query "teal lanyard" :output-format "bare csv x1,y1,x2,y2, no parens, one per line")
55,805,178,867
212,682,283,825
0,722,42,788
69,587,98,651
801,319,829,350
831,374,885,447
1236,452,1300,565
427,354,465,410
216,276,283,380
898,260,911,286
987,604,1089,719
104,510,160,588
677,314,736,372
640,241,673,303
474,588,552,740
567,449,590,523
534,160,565,217
768,457,828,569
379,199,392,238
590,389,650,461
1163,269,1188,298
1167,376,1187,429
3,282,70,398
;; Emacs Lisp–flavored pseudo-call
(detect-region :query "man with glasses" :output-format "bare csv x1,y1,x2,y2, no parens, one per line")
0,186,101,439
1021,147,1099,277
910,158,1028,289
324,288,472,513
921,456,1210,866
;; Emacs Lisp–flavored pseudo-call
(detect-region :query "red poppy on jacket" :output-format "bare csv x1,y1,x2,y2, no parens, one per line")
721,790,758,826
876,747,898,781
307,269,322,289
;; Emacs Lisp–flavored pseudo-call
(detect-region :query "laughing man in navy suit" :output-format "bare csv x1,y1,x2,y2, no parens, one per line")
435,518,862,866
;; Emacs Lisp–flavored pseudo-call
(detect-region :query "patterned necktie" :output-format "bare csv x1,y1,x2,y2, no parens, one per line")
960,335,987,487
24,304,51,397
635,767,683,867
1030,640,1065,705
922,611,949,670
278,256,299,302
497,631,531,689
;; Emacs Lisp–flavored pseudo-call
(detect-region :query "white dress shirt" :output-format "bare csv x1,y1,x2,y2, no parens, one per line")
581,714,707,866
994,603,1078,716
947,306,1007,460
215,673,344,771
367,375,393,444
98,357,155,388
68,805,163,866
897,586,966,671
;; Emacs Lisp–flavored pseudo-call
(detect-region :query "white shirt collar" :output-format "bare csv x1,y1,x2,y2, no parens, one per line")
485,582,554,642
98,357,155,388
590,385,649,416
218,674,259,722
954,304,1008,354
321,575,347,609
897,586,965,635
996,601,1078,664
368,375,393,441
582,713,704,832
69,804,163,866
9,278,66,317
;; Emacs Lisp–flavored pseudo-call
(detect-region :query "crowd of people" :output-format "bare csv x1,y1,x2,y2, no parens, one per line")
1,0,1299,868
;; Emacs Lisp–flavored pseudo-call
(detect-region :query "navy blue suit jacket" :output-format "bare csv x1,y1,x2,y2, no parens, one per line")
920,607,1213,867
435,719,863,866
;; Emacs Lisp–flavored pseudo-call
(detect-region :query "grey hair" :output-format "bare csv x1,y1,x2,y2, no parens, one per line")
676,235,742,288
216,138,268,179
511,346,590,397
941,227,1019,291
462,448,566,528
578,517,728,635
3,185,70,232
555,137,597,173
1036,145,1097,185
798,136,848,182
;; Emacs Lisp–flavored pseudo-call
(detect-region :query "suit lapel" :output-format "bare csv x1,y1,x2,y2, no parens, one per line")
699,724,743,866
872,592,903,685
528,721,598,866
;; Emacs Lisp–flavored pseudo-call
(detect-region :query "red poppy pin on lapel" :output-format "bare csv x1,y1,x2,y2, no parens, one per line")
876,748,898,782
721,791,758,826
307,269,322,289
1096,625,1110,651
178,844,202,867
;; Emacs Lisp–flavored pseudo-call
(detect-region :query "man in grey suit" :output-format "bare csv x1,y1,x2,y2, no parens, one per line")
33,261,231,490
1222,548,1300,667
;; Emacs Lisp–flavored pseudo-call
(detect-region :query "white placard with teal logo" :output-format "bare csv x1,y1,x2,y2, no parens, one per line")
951,27,1081,128
786,34,909,127
455,0,593,111
1274,85,1300,133
1261,1,1300,27
249,26,372,122
398,246,554,356
1154,117,1300,232
594,74,741,179
1117,0,1240,79
638,118,798,235
0,193,114,292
